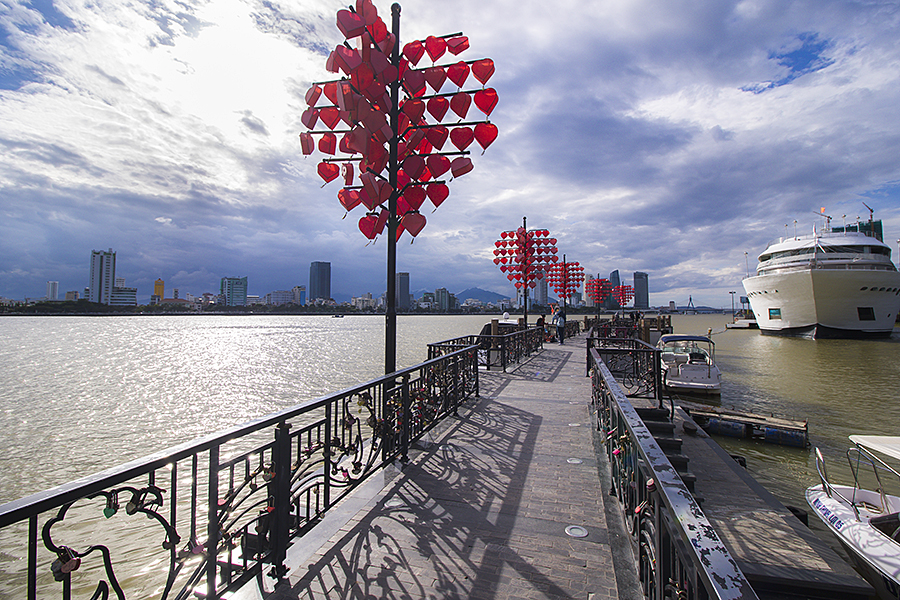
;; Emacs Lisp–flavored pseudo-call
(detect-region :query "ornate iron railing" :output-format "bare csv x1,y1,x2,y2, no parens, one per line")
427,326,543,372
0,346,479,600
590,349,759,600
586,330,664,404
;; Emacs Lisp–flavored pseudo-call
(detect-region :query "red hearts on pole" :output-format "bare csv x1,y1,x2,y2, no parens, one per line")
447,61,470,88
336,9,365,39
474,122,498,150
427,183,449,207
338,188,361,211
450,156,473,177
317,162,339,183
424,36,447,62
426,154,450,177
474,88,498,116
424,66,447,92
402,40,425,65
318,132,336,155
359,214,378,239
403,186,427,210
401,212,426,237
446,36,469,55
450,93,471,119
449,127,474,151
426,96,449,121
425,125,449,149
471,58,495,84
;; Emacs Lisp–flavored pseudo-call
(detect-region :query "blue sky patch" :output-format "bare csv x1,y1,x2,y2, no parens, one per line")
743,32,834,93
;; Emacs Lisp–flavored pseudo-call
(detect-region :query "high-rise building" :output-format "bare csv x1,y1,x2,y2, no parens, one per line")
292,285,306,306
606,269,621,310
435,287,451,312
584,274,595,308
633,272,649,309
154,279,164,299
46,281,58,301
396,272,410,311
309,262,331,302
534,270,548,307
220,277,248,306
89,248,116,304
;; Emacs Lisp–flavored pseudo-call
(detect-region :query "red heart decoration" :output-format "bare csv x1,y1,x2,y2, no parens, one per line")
426,154,450,177
299,132,314,155
474,88,498,116
317,162,339,183
397,195,410,215
471,59,495,85
446,36,469,55
367,18,387,43
341,162,354,185
401,99,425,123
402,40,425,65
396,169,410,189
318,132,336,154
450,156,473,177
450,93,471,119
359,187,378,210
474,122,498,150
424,66,447,92
338,188,361,211
426,126,449,149
359,214,378,239
334,45,362,75
319,106,340,129
368,49,390,76
447,61,470,88
378,32,396,56
427,96,449,121
325,50,338,73
305,85,321,106
336,9,365,39
351,62,375,92
493,258,500,265
427,183,449,207
403,186,427,210
323,82,339,105
360,171,380,200
301,107,318,129
403,69,426,96
347,125,369,154
449,127,474,151
424,36,447,62
377,180,393,203
403,155,426,180
374,209,389,235
356,0,378,24
402,212,427,237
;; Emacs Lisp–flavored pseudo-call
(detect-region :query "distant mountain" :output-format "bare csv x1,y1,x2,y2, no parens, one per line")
456,287,508,304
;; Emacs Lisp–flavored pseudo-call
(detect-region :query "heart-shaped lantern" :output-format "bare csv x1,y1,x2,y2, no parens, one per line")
402,212,427,237
450,93,471,119
424,66,447,92
403,69,426,96
336,9,365,39
301,107,319,129
427,182,450,207
447,61,470,88
356,0,378,24
403,186,427,211
318,132,336,155
424,35,447,62
474,88,498,116
450,156,473,177
359,214,378,239
317,162,339,183
427,96,449,121
305,85,321,106
338,188,361,212
449,127,474,151
446,36,469,55
402,155,426,181
299,132,314,155
402,40,425,65
401,99,425,123
319,106,341,129
471,59,495,85
426,154,451,178
474,122,498,150
426,126,449,149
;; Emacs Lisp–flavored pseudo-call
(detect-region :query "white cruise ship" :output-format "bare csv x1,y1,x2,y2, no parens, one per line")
743,216,900,338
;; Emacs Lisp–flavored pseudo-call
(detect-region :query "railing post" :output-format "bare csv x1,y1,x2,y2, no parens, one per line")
324,402,332,505
401,374,411,464
269,421,291,579
206,445,220,600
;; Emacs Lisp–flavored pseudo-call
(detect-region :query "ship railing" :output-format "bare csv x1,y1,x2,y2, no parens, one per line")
590,349,760,600
586,329,664,407
428,326,543,372
0,346,479,600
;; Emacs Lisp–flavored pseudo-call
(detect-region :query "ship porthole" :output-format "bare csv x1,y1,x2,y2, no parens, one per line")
860,287,868,291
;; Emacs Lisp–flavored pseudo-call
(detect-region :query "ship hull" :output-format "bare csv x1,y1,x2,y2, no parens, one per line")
743,269,900,338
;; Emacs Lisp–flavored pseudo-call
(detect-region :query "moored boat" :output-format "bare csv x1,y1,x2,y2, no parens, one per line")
807,436,900,599
657,334,722,395
743,210,900,338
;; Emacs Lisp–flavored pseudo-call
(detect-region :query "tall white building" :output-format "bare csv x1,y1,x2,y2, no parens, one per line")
89,249,116,304
46,281,58,301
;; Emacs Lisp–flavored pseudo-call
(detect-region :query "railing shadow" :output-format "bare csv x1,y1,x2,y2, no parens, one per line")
274,396,577,600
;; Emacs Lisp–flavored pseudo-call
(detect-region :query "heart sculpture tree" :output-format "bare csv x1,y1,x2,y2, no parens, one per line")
492,217,557,325
613,284,635,315
585,277,612,320
547,255,585,315
301,1,498,374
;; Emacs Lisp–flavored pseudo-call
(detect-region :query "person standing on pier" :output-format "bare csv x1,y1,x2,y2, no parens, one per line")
552,308,566,345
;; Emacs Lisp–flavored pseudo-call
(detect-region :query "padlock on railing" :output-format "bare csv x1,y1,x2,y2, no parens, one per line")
50,547,81,581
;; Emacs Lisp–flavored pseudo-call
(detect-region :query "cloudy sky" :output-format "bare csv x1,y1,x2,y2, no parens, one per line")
2,0,899,307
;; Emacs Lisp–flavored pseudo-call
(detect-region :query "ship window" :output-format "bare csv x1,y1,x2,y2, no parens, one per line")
860,287,868,291
880,287,886,291
769,308,782,320
858,307,876,321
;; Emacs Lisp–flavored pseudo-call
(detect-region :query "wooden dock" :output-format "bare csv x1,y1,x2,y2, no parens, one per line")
239,332,872,599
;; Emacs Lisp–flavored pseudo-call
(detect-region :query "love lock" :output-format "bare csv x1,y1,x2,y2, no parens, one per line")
51,547,81,580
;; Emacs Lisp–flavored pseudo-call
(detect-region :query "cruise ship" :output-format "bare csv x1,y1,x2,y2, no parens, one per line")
743,214,900,338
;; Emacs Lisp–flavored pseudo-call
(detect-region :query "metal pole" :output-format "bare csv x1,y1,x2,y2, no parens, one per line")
385,3,401,376
522,216,529,326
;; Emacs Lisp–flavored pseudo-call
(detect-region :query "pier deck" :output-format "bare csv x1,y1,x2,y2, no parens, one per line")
256,334,639,599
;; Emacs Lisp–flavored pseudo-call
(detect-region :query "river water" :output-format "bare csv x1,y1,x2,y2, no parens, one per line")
2,313,899,577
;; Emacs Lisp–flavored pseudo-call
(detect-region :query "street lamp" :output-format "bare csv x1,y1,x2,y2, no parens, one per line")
730,290,735,320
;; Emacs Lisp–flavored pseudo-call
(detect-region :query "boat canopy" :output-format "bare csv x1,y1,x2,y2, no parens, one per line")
849,436,900,462
659,334,714,346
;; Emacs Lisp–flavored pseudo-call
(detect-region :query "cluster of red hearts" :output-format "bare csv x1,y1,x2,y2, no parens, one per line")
300,0,498,241
612,284,635,305
492,227,559,290
547,261,586,300
585,277,614,303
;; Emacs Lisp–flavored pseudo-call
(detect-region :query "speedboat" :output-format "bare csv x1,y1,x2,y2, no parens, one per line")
656,334,721,395
743,210,900,338
807,436,900,598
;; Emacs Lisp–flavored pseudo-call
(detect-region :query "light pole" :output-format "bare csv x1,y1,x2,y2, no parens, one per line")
730,290,735,320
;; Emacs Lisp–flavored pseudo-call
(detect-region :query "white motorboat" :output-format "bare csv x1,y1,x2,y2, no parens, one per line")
807,436,900,599
743,211,900,338
657,334,721,395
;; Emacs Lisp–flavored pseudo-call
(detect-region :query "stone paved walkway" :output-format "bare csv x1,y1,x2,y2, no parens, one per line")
263,335,638,600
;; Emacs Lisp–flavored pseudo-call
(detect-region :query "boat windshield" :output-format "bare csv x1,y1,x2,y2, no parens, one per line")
850,436,900,463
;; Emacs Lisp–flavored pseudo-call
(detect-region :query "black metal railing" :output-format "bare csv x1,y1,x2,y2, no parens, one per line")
0,346,479,600
586,330,664,404
428,326,543,372
590,348,759,600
